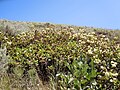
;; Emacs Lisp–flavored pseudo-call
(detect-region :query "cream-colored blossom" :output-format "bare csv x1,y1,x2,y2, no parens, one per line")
111,61,117,67
94,58,101,64
104,38,109,41
111,73,118,77
81,41,86,44
87,45,91,48
73,33,78,37
114,37,118,40
100,66,106,70
45,28,50,30
101,35,106,38
7,41,12,45
78,40,82,42
91,32,95,35
93,37,97,40
93,48,98,52
105,71,110,77
4,36,8,40
87,34,94,38
87,49,93,55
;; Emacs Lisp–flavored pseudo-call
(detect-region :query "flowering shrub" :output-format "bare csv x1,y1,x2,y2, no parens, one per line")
0,26,120,90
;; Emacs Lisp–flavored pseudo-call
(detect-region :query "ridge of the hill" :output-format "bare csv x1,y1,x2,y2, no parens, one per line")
0,19,119,34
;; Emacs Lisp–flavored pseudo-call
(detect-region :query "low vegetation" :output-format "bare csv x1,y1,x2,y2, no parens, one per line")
0,22,120,90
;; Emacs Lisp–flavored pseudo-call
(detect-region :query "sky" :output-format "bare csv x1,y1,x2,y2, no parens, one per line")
0,0,120,29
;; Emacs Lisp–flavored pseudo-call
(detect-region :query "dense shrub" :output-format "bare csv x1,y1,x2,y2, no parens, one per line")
0,27,120,90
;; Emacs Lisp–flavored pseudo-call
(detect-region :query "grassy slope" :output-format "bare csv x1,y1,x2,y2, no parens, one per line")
0,20,120,90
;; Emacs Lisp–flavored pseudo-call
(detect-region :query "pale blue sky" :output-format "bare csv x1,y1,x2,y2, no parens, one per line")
0,0,120,29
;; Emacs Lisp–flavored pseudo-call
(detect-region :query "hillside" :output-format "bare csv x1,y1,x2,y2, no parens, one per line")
0,19,120,36
0,19,120,90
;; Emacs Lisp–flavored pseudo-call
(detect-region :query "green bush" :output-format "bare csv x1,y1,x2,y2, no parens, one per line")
49,54,98,90
0,28,120,90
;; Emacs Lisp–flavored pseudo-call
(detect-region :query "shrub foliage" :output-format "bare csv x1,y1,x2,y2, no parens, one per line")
0,27,120,90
